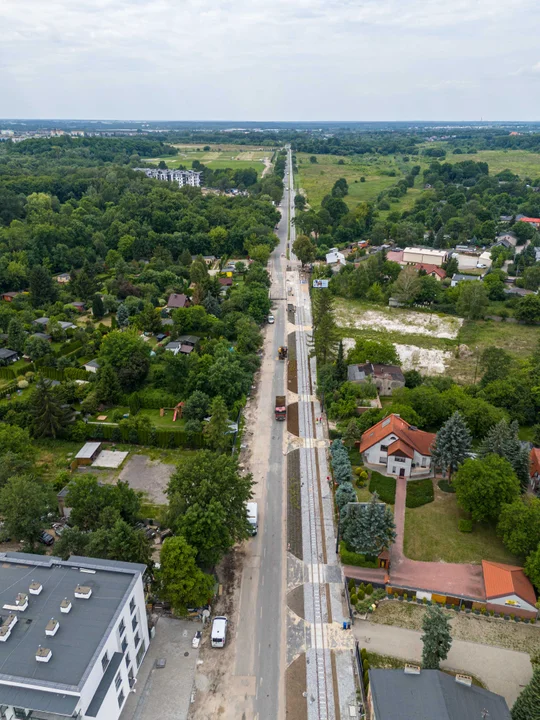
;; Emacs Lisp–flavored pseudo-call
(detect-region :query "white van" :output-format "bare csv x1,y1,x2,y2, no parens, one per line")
211,616,228,648
247,502,258,536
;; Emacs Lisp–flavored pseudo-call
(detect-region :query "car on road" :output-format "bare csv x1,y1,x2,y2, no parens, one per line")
267,314,275,324
39,531,54,546
192,630,202,648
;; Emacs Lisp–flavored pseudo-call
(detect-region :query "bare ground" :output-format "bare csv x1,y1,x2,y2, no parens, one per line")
287,449,303,559
287,402,299,437
286,654,307,720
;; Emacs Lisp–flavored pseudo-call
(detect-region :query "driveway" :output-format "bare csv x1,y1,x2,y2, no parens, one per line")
354,620,531,707
121,616,201,720
118,454,175,505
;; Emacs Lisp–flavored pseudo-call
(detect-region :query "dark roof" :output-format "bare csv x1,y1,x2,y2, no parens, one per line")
31,332,52,341
177,335,198,345
369,669,510,720
348,363,405,384
167,293,190,308
0,553,141,691
452,274,480,282
161,317,174,326
85,652,123,717
0,348,18,359
0,685,78,717
33,317,49,325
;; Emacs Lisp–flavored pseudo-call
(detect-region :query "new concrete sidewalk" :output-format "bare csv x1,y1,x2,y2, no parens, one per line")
353,620,531,707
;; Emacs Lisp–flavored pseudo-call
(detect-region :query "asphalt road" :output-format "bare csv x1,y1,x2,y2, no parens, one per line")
234,154,292,720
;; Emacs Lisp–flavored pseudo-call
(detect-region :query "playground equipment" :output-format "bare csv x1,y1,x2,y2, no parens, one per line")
159,402,185,422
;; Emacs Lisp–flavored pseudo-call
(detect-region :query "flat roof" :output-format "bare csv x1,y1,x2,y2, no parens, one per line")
0,685,78,716
75,442,101,459
0,553,143,691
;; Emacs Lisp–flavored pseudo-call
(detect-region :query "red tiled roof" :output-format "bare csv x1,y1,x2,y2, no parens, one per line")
386,250,404,263
482,560,536,606
358,414,436,457
167,293,190,309
219,277,233,286
387,439,414,459
531,448,540,477
519,217,540,225
415,263,446,279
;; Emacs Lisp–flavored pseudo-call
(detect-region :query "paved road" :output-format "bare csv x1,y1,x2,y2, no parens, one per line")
234,153,291,720
354,620,532,707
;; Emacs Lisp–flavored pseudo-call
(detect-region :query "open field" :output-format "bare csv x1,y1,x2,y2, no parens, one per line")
143,144,272,176
442,149,540,178
403,485,520,566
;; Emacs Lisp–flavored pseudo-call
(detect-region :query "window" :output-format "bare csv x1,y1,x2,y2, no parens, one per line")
125,653,131,669
101,652,109,673
132,615,138,632
115,672,122,691
129,598,136,614
117,691,125,708
380,444,388,452
119,619,126,636
121,638,128,654
379,457,387,465
134,632,141,648
394,456,405,464
136,642,146,668
421,457,427,468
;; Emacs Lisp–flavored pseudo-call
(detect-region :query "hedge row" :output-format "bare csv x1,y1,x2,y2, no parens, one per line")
339,541,379,568
85,422,204,449
0,367,16,380
0,383,18,399
38,367,92,382
120,389,179,410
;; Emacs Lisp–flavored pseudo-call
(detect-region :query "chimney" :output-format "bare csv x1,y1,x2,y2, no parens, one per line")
404,664,421,675
60,598,72,614
36,646,52,663
29,581,43,596
74,585,92,600
455,674,473,687
45,618,59,637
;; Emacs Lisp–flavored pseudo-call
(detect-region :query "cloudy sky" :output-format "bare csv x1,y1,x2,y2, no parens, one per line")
1,0,540,121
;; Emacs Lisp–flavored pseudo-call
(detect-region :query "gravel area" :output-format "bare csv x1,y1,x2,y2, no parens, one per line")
371,600,540,656
118,454,174,505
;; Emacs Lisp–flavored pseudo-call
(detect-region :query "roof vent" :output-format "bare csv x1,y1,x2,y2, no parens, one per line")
0,615,17,643
3,593,29,613
74,585,92,600
404,664,421,675
60,598,72,614
36,646,52,663
455,674,472,687
45,618,59,637
29,581,43,596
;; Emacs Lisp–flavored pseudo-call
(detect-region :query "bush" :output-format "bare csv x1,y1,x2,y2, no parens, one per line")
340,542,378,568
458,519,473,533
350,593,357,605
406,478,434,508
363,670,369,688
361,648,367,661
357,590,365,601
369,472,396,503
438,479,456,493
348,579,355,592
366,583,373,596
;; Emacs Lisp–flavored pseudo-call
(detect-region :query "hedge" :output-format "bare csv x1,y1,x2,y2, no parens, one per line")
458,519,473,533
64,367,91,381
56,340,82,357
339,541,379,568
0,367,16,381
0,382,17,400
40,367,65,381
85,423,204,449
369,472,396,504
406,478,434,508
122,389,179,410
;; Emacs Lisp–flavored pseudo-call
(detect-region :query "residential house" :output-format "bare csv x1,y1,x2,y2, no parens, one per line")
166,293,191,310
357,413,436,479
0,552,150,720
325,248,346,266
1,291,18,302
450,273,481,288
482,560,537,614
59,321,76,331
348,363,405,397
0,348,19,365
402,247,448,267
71,302,86,312
135,167,202,187
519,216,540,228
367,668,510,720
30,332,52,342
32,317,49,327
165,341,194,356
177,335,198,348
218,277,233,288
55,273,71,283
83,359,100,374
531,447,540,492
495,232,518,248
415,263,446,280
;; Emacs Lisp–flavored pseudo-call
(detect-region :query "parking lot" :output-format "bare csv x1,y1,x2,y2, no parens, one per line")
121,616,202,720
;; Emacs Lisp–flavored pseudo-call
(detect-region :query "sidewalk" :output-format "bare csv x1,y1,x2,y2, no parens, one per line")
353,620,531,707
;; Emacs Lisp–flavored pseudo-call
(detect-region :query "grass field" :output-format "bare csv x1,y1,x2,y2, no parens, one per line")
403,486,520,565
143,143,272,176
441,149,540,178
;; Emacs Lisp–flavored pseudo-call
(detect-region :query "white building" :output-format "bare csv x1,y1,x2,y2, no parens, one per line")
135,167,202,187
0,553,150,720
402,247,448,267
325,248,346,266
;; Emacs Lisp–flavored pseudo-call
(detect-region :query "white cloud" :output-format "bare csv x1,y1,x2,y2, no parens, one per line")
0,0,540,119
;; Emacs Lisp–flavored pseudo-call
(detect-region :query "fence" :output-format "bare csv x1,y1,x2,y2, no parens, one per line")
354,641,368,719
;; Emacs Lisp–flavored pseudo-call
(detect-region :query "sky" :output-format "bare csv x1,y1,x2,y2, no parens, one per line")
1,0,540,121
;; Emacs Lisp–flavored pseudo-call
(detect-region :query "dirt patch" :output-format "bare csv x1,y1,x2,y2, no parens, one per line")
371,600,540,656
286,653,307,720
287,584,305,619
335,303,462,339
330,651,341,720
288,360,298,393
118,454,174,505
287,402,299,436
394,343,453,375
287,449,303,559
288,305,296,325
288,331,297,360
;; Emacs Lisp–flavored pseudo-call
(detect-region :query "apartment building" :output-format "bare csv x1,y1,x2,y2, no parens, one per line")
135,168,202,187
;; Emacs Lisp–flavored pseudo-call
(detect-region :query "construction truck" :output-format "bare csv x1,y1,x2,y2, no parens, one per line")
278,346,288,360
275,396,287,421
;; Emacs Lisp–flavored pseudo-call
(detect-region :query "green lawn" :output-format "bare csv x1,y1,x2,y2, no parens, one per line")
446,149,540,178
142,144,271,176
403,486,521,565
91,407,186,430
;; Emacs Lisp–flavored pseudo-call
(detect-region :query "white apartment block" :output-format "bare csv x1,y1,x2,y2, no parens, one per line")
135,167,202,187
0,553,150,720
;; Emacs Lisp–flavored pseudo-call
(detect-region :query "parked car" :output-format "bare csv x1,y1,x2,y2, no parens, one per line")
39,531,54,546
267,314,275,324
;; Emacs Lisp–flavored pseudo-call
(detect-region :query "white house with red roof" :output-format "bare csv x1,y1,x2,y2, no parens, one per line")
482,560,537,614
357,414,436,479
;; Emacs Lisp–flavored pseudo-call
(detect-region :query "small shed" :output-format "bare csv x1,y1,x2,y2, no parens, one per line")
74,442,102,467
83,359,100,374
1,292,19,303
0,348,19,365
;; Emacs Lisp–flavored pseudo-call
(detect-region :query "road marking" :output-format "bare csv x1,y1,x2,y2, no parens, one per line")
260,676,263,686
258,642,261,657
262,575,265,586
260,606,263,618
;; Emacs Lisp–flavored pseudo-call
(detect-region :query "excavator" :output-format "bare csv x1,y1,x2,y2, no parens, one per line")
278,346,288,360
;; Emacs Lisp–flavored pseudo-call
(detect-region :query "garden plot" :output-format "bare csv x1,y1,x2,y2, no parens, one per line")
335,302,462,339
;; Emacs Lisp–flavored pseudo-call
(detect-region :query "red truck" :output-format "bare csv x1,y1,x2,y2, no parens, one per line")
275,395,286,421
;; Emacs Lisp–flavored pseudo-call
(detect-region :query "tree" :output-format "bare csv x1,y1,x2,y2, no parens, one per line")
456,281,488,320
341,492,396,555
116,303,129,328
88,518,151,565
24,336,52,361
391,267,420,304
294,194,306,210
498,497,540,557
453,455,520,523
421,605,452,670
480,347,513,386
515,294,540,324
249,245,271,265
167,451,252,566
92,294,104,320
479,419,530,489
7,317,26,353
336,482,356,512
0,477,51,549
29,265,57,308
158,536,214,614
99,329,150,390
203,396,230,453
335,340,347,382
525,545,540,593
182,390,210,422
31,377,70,438
309,155,318,164
331,178,349,198
135,302,162,334
312,288,338,364
95,362,122,404
512,666,540,720
65,476,141,531
431,411,471,480
292,234,316,267
347,337,399,366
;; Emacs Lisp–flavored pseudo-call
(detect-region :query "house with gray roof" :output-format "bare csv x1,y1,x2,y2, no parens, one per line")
450,273,481,287
368,668,510,720
348,363,405,397
0,552,150,720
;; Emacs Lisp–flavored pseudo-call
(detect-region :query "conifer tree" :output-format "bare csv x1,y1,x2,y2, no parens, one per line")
7,317,26,353
479,419,530,490
116,303,129,328
512,666,540,720
31,377,70,438
341,492,396,555
431,411,472,480
336,482,356,512
335,340,347,382
421,605,452,669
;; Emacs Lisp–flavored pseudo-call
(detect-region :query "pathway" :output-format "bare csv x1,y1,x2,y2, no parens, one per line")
353,620,532,707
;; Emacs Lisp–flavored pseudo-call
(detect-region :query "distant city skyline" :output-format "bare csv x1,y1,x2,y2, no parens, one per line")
2,0,540,121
